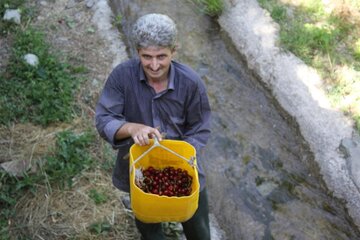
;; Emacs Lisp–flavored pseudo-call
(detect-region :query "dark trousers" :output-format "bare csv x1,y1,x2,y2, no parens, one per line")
135,188,211,240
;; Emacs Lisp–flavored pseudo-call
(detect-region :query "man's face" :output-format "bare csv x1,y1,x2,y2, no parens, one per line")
138,46,175,82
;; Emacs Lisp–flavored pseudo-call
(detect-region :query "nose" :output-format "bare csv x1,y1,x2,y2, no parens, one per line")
150,58,159,70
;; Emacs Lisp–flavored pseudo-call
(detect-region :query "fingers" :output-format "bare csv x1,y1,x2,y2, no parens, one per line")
150,128,163,141
134,133,150,146
132,126,162,146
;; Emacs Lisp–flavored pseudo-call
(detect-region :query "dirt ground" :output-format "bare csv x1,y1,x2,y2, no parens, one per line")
1,0,142,239
0,0,117,174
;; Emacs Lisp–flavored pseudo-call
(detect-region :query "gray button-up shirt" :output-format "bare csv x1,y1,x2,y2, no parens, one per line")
95,58,211,192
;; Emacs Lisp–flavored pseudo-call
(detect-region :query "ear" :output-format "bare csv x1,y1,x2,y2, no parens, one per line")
171,46,177,57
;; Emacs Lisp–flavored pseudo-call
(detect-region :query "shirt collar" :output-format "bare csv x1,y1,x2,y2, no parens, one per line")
139,60,175,90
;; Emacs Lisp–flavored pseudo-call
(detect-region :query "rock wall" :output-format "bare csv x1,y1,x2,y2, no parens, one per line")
218,0,360,228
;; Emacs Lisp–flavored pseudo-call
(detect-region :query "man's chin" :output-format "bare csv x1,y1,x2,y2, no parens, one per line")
147,72,162,79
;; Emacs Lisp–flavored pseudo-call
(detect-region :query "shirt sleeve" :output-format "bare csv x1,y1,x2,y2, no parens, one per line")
95,67,129,148
182,79,212,153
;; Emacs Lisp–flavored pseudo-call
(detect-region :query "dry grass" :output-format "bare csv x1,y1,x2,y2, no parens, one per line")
11,169,139,239
0,122,71,175
0,119,141,239
0,0,142,239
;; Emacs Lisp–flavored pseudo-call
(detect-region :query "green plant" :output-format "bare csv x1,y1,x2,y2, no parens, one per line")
354,39,360,61
270,5,287,22
242,155,251,165
355,116,360,131
88,221,112,235
281,22,336,64
88,189,108,205
0,0,25,15
0,129,96,238
191,0,224,17
112,14,122,28
0,27,81,126
0,0,36,35
44,130,95,188
99,144,116,172
258,0,360,133
0,171,38,240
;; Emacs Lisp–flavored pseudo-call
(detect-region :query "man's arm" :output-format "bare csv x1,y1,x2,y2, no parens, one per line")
182,80,212,152
95,69,162,147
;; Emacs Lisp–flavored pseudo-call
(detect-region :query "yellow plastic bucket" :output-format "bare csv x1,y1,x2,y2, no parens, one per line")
129,139,199,223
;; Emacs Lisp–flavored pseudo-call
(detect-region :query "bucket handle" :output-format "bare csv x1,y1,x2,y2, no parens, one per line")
130,137,196,174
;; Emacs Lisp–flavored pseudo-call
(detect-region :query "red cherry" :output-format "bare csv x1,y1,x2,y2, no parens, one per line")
138,166,193,197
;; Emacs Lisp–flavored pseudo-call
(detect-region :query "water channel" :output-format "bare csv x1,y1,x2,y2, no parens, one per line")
109,0,360,239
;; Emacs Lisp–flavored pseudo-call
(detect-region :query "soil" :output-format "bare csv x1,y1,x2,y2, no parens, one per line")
0,0,141,239
0,0,123,174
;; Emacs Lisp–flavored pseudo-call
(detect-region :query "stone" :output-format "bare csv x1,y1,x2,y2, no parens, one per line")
0,159,29,177
340,136,360,190
23,53,39,66
86,0,95,8
3,9,21,24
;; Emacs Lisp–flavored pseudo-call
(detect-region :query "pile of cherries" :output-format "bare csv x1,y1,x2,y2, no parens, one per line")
136,166,193,197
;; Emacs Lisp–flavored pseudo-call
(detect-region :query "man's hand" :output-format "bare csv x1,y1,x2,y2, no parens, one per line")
129,124,162,146
116,123,162,146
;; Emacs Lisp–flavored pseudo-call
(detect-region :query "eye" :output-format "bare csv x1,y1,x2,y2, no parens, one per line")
143,55,152,60
157,55,166,60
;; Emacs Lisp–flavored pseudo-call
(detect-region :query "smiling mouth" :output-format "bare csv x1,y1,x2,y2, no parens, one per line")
149,69,160,73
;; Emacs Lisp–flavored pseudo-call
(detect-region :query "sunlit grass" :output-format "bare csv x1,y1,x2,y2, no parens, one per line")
258,0,360,132
355,39,360,61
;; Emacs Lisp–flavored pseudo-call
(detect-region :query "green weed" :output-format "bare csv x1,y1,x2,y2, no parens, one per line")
0,129,96,238
112,14,122,29
354,39,360,61
258,0,289,20
191,0,224,17
242,155,251,165
270,5,287,22
88,189,108,205
0,27,81,126
0,0,36,35
88,221,112,235
100,144,116,172
258,0,360,133
280,22,337,65
355,116,360,131
44,130,95,188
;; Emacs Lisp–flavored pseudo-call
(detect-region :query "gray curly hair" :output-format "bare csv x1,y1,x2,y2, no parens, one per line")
132,13,177,49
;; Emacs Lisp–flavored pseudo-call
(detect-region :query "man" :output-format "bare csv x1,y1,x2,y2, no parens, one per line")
95,13,212,239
